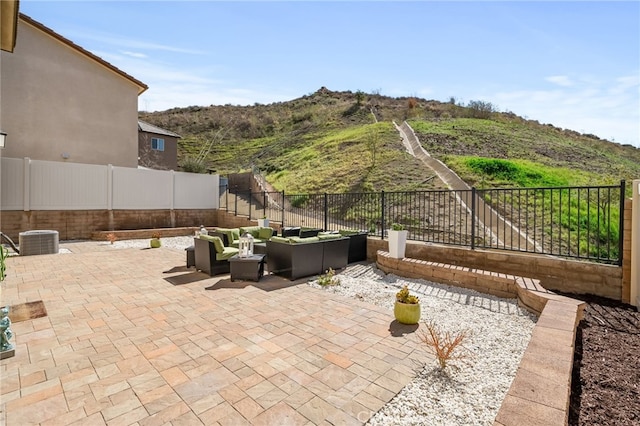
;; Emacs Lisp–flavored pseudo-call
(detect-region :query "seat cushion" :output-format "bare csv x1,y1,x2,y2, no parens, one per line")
318,233,341,240
269,236,291,244
289,236,320,244
216,247,239,260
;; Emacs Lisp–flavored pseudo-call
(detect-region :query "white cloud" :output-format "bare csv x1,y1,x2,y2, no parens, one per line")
121,51,147,59
66,29,206,55
545,75,574,87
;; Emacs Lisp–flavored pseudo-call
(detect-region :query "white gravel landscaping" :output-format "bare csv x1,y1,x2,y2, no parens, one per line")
310,264,537,426
110,236,537,426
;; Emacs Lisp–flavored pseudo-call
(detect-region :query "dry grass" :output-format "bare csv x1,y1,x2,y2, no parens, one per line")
420,321,472,369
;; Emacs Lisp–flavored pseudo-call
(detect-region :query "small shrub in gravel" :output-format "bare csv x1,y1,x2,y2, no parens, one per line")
317,268,340,286
420,321,472,370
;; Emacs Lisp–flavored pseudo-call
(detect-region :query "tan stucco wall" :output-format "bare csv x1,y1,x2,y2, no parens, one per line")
138,132,178,170
0,20,140,167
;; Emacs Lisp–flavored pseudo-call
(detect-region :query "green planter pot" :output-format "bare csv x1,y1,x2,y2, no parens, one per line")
150,238,161,248
394,301,421,325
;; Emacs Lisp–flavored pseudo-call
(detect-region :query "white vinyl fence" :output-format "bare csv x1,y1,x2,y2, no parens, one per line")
0,157,219,211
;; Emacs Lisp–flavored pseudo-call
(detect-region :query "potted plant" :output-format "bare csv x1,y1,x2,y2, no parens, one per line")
388,223,408,258
150,232,161,248
258,216,269,228
394,285,421,324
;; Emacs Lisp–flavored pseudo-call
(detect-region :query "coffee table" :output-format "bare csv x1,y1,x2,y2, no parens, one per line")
229,254,266,282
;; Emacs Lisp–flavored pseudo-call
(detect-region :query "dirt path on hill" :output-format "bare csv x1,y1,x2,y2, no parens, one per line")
394,121,540,252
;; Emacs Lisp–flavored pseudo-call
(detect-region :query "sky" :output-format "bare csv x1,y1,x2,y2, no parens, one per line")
18,1,640,147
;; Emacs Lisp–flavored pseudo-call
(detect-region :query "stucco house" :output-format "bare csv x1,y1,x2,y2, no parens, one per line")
138,120,181,171
0,13,148,167
1,0,19,53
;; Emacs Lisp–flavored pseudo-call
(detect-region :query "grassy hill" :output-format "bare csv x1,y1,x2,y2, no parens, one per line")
139,87,640,194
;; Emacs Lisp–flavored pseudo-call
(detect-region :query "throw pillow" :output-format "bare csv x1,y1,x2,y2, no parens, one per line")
258,227,273,239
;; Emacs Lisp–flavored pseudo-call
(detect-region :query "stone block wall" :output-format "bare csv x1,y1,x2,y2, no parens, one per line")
368,238,623,301
0,209,218,241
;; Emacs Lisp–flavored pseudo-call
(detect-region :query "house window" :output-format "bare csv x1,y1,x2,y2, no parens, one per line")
151,137,165,151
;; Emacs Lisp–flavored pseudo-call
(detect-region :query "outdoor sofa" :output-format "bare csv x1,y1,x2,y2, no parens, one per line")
212,226,275,248
338,229,368,263
266,233,350,280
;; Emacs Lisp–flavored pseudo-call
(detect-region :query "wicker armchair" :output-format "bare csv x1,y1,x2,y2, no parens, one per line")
194,236,238,276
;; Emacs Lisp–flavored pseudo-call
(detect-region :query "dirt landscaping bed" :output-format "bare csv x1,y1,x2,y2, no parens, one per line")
569,294,640,425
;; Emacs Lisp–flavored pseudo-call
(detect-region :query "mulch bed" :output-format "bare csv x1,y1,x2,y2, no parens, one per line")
569,294,640,425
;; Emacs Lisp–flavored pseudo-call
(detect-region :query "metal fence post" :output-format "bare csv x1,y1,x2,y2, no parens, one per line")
281,191,285,227
324,193,328,231
234,193,238,216
471,187,476,250
618,180,626,266
381,190,386,239
263,191,267,219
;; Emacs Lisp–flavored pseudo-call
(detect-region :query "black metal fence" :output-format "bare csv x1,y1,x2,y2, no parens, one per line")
219,181,626,265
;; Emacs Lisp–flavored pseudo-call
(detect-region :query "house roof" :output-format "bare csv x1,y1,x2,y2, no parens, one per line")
1,0,19,52
138,120,182,138
19,13,148,95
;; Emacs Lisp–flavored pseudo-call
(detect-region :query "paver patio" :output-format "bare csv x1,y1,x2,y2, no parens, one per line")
0,242,427,425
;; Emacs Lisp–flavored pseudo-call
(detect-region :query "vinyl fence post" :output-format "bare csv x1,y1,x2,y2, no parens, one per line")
23,157,31,212
107,164,113,211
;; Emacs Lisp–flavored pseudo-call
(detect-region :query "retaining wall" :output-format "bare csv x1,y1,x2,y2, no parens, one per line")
368,238,622,301
0,209,218,241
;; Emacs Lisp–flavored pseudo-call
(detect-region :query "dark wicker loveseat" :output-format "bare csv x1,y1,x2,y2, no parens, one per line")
266,235,350,280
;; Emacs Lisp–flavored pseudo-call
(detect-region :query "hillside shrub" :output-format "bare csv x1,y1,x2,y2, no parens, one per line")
180,157,207,173
466,100,497,119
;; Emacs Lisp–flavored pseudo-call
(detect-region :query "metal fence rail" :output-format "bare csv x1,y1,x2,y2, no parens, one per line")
475,183,625,263
219,181,625,265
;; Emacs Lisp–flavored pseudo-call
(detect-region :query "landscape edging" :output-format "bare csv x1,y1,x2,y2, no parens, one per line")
375,250,585,426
